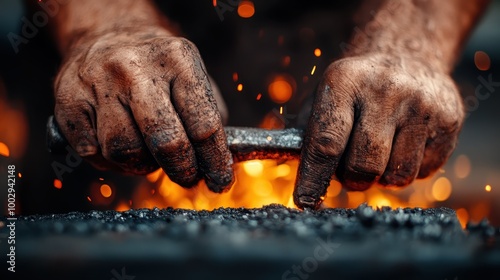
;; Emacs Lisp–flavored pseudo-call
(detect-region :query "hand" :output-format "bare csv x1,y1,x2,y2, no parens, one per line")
54,26,234,192
294,53,464,209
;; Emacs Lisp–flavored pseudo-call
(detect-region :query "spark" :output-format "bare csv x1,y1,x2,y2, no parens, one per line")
311,65,316,75
256,93,262,100
485,184,492,192
314,48,322,57
232,72,239,82
53,179,62,189
237,83,243,92
87,196,92,202
268,75,294,103
100,184,112,198
238,1,255,18
279,106,283,114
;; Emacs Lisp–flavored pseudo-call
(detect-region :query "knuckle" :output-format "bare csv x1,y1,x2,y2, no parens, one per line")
101,135,143,164
186,117,220,142
160,37,200,65
101,142,157,174
375,73,400,94
322,59,355,86
106,48,140,68
153,135,190,155
308,131,345,160
347,159,385,177
102,144,139,163
165,37,198,53
326,57,357,74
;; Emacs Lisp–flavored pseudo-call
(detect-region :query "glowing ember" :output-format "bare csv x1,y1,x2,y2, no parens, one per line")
347,191,366,208
485,184,492,192
237,83,243,92
474,50,491,71
0,142,9,157
256,93,262,100
237,1,255,18
268,75,294,103
116,201,130,212
53,179,63,189
100,184,112,198
232,72,239,82
314,48,322,57
122,156,497,227
18,173,22,178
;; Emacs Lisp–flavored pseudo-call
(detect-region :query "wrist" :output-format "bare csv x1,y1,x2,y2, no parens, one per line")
52,0,176,55
341,0,465,74
63,23,174,56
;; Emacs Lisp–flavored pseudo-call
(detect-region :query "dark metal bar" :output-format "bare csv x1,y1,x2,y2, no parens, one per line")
46,116,304,161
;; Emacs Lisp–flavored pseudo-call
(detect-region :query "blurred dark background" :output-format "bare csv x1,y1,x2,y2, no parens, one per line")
0,0,499,225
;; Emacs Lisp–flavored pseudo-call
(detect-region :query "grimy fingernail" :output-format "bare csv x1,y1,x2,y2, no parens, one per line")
295,195,322,210
75,143,98,157
205,170,235,193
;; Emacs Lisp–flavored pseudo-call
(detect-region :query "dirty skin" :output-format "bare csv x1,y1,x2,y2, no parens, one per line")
49,0,489,209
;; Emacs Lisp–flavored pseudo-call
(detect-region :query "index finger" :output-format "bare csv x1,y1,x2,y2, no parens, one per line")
170,40,234,193
294,74,354,209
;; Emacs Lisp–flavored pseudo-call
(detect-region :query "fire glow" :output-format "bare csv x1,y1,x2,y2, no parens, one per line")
99,152,495,229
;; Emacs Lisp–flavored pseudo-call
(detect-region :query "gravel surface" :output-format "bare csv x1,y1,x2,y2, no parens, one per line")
2,204,499,280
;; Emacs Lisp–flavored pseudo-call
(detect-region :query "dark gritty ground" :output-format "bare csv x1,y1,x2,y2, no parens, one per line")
1,204,499,280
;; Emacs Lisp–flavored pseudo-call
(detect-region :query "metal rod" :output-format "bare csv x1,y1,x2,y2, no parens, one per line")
46,116,304,161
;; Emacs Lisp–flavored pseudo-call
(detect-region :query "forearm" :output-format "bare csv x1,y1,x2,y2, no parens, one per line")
47,0,175,55
345,0,491,73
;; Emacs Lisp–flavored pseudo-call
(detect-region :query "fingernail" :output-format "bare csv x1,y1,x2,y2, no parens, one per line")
295,195,321,210
75,143,98,157
205,170,234,193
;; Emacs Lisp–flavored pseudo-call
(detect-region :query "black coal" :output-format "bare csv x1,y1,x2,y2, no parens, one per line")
3,204,500,280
